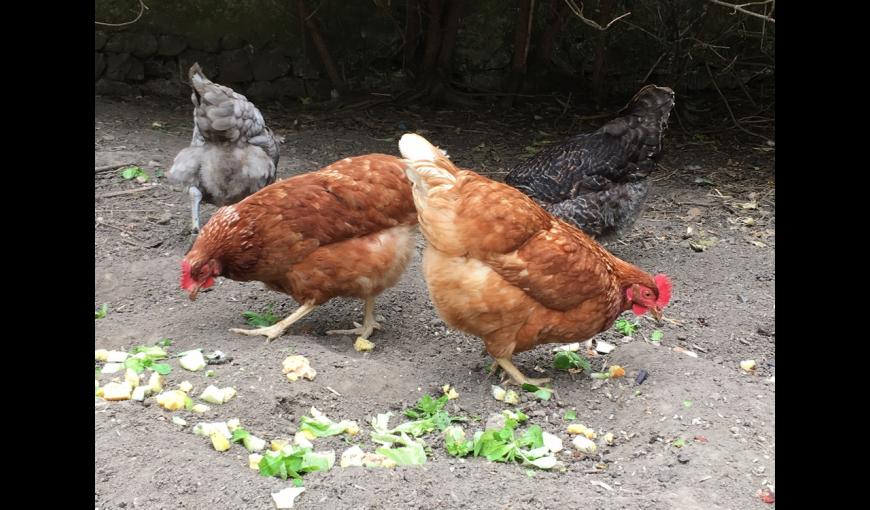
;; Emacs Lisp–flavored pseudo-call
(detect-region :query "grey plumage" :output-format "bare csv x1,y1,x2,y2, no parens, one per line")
504,85,675,241
168,63,279,231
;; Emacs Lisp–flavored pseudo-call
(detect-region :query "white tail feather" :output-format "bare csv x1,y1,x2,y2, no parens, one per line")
400,133,457,212
399,133,448,162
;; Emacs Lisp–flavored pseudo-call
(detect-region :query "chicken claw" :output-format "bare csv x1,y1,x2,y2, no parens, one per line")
230,301,316,343
326,296,381,340
494,357,551,386
230,324,286,342
326,322,382,338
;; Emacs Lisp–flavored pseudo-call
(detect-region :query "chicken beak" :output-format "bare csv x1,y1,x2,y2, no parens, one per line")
650,306,663,322
188,285,200,301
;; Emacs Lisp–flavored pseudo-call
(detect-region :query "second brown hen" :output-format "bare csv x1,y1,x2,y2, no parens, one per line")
400,134,671,385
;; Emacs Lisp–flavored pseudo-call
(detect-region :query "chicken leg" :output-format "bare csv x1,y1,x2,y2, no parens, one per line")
326,296,381,340
189,186,203,233
495,357,551,386
230,301,317,342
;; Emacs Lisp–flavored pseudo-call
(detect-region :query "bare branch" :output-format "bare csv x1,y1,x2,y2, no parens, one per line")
641,52,667,83
619,20,664,43
95,0,148,27
705,63,769,140
95,185,158,200
720,54,739,74
691,38,731,62
95,163,133,174
707,0,775,24
563,0,631,31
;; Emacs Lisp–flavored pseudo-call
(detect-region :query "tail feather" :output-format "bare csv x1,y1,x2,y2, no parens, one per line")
189,62,204,80
399,133,449,162
398,133,467,253
185,63,277,166
189,62,210,93
399,134,458,210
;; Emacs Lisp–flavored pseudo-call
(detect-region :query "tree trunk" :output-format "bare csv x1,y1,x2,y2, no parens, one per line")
416,0,469,104
503,0,535,107
421,0,445,78
296,0,344,94
436,0,462,72
403,0,421,76
591,0,613,103
535,0,568,65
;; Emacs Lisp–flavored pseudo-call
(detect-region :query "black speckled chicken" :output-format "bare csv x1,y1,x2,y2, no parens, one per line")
168,63,279,232
504,85,675,241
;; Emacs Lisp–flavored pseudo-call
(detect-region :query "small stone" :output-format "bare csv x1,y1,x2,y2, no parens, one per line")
128,33,158,57
252,48,291,81
188,36,220,52
221,35,246,50
157,35,187,56
657,470,676,483
245,81,280,101
95,32,108,50
217,48,253,83
484,413,505,431
105,53,144,81
95,52,106,80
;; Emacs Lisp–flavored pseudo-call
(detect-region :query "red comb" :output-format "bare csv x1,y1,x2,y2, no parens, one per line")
654,274,672,306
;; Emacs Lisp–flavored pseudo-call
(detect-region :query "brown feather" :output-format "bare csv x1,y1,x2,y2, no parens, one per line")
406,147,664,361
185,154,417,307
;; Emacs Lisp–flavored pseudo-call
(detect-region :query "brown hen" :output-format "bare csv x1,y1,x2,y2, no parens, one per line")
181,154,417,343
400,134,671,385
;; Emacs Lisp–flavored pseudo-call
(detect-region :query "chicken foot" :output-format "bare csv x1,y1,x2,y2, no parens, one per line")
326,296,381,339
494,357,551,386
189,186,203,233
229,301,317,343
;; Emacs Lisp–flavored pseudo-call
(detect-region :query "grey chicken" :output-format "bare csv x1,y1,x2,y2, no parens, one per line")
168,63,279,232
504,85,675,241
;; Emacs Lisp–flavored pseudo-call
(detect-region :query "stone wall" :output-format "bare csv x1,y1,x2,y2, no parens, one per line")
94,0,537,102
95,29,321,101
95,0,772,103
93,0,383,101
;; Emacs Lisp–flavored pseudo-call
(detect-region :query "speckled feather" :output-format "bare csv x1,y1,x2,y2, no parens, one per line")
168,63,278,207
504,85,674,240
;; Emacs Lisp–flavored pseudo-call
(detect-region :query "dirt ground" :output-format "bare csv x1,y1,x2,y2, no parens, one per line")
95,95,775,510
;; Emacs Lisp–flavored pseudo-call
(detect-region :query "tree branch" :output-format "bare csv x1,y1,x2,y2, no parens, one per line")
296,0,344,93
563,0,630,31
705,63,769,140
707,0,775,24
95,163,133,175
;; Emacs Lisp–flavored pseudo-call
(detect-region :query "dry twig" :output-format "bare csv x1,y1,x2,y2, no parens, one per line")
705,64,769,140
563,0,631,31
95,186,157,199
707,0,775,24
95,163,133,175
